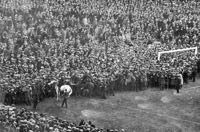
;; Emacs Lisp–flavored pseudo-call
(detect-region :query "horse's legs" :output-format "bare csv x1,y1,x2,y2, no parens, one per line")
61,98,67,107
66,98,68,108
55,86,59,101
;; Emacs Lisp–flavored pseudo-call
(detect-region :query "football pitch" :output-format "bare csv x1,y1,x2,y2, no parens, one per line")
16,79,200,132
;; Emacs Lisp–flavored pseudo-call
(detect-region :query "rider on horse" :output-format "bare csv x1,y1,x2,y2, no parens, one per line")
61,85,72,108
58,73,66,88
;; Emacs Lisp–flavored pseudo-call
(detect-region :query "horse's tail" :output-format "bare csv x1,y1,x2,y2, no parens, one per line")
55,83,60,101
69,86,73,96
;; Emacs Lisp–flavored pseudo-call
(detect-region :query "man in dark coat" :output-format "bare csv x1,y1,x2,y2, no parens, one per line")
32,81,39,110
4,90,13,105
197,59,200,75
182,69,189,84
191,66,197,82
175,75,181,93
32,92,39,109
58,74,65,88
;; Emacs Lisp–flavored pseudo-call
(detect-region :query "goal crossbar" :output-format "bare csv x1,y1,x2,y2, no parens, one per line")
158,47,198,60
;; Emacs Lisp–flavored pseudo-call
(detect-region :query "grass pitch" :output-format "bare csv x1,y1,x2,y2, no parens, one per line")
13,79,200,132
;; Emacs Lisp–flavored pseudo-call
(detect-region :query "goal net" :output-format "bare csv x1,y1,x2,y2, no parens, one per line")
158,47,198,61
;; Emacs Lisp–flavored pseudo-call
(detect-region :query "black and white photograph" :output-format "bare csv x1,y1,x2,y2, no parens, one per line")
0,0,200,132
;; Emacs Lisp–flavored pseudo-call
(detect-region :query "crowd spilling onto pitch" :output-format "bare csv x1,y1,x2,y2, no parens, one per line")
1,0,200,131
0,104,125,132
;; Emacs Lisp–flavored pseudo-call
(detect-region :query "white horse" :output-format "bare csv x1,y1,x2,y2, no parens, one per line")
60,85,73,98
48,80,73,101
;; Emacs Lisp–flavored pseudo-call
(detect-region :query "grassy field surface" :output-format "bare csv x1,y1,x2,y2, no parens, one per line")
2,79,200,132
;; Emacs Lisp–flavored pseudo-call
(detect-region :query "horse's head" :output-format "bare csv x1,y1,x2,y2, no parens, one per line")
48,80,58,86
65,81,69,85
62,78,71,86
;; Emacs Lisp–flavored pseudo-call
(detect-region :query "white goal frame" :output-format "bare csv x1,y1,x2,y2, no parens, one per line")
158,47,198,60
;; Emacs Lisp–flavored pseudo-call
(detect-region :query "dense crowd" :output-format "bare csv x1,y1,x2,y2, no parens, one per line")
0,104,124,132
1,0,200,131
0,0,200,91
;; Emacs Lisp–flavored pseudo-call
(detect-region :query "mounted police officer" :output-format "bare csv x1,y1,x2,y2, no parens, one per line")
58,72,66,88
61,86,72,108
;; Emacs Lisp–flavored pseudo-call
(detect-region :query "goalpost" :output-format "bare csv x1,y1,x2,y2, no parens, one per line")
158,47,198,61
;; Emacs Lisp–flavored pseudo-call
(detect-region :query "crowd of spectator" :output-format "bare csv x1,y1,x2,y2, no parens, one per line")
0,0,200,91
1,0,200,131
0,104,124,132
